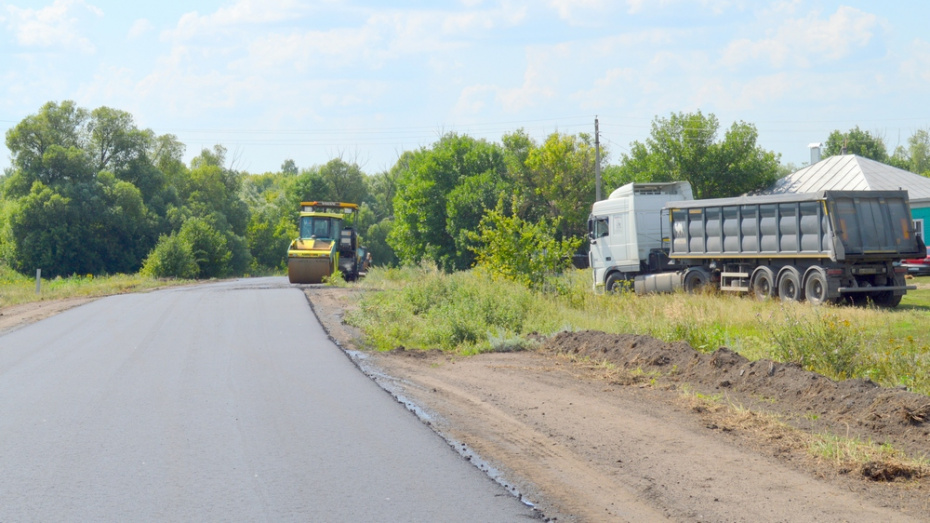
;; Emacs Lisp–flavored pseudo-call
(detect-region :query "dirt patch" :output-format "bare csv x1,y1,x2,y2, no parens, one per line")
547,330,930,461
307,286,930,522
0,297,97,333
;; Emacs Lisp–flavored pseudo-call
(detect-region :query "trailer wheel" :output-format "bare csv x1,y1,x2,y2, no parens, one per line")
803,267,829,306
872,292,902,308
750,266,776,300
777,267,803,302
683,268,711,294
872,275,904,308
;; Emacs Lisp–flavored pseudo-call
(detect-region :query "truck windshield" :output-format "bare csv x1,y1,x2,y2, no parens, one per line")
300,217,343,239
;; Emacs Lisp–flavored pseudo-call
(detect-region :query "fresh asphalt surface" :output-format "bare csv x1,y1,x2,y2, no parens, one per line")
0,277,536,521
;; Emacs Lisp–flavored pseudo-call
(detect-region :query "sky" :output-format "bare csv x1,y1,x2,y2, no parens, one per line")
1,0,928,175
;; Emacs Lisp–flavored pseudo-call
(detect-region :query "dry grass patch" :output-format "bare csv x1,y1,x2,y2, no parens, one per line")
679,387,929,483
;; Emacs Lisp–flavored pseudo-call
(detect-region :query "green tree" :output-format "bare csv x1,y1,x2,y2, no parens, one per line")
365,218,398,267
287,167,334,209
891,129,930,176
319,158,368,204
366,165,401,222
445,170,513,269
281,158,298,175
4,100,89,185
613,111,780,199
389,133,507,271
824,126,888,162
87,106,150,174
704,121,781,197
182,146,250,257
520,132,598,238
2,101,176,276
95,171,152,273
7,183,74,276
246,207,293,271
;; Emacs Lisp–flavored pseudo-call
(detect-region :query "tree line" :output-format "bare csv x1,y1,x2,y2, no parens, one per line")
1,100,926,280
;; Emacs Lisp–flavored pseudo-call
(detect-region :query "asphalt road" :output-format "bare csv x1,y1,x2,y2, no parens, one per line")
0,278,536,521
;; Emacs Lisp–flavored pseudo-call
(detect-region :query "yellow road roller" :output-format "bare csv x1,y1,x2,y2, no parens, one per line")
287,201,368,284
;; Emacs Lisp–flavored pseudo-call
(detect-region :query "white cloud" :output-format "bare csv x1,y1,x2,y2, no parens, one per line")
549,0,608,21
164,0,311,41
128,18,153,40
495,46,560,112
700,73,795,111
226,3,527,76
237,26,387,73
721,6,879,69
570,67,636,110
452,84,496,116
4,0,102,53
623,0,742,16
901,38,930,84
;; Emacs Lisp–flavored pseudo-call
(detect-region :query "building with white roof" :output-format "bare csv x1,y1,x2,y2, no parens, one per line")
768,154,930,243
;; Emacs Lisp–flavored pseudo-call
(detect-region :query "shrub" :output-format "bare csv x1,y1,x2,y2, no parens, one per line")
468,200,582,290
140,234,198,279
178,218,231,278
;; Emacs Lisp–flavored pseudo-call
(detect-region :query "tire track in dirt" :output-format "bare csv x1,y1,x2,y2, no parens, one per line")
370,350,925,522
387,361,668,521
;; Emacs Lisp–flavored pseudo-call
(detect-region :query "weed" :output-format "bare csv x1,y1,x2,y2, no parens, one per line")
760,307,865,380
322,269,347,287
808,430,927,481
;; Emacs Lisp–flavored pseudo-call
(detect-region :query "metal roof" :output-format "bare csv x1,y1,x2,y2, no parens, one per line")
767,155,930,203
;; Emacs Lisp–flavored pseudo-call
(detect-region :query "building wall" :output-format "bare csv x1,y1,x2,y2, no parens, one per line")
912,204,930,243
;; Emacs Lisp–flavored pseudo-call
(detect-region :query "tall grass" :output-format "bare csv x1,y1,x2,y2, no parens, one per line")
0,265,193,307
349,267,930,395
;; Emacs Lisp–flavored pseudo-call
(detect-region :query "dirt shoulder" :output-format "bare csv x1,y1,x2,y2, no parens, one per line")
0,297,97,334
306,286,930,522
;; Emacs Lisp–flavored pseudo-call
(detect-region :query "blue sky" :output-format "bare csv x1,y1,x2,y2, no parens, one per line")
1,0,928,175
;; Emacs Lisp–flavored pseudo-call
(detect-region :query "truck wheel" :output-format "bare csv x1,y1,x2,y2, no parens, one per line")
683,268,711,294
803,267,828,306
605,273,628,293
750,266,776,300
777,267,803,302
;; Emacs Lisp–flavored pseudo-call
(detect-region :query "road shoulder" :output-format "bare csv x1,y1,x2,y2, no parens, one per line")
305,286,930,522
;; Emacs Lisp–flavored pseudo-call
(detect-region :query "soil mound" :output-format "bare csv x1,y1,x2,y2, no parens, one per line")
543,331,930,460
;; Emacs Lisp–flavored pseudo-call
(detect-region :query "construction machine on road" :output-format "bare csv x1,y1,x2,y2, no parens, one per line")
287,201,370,284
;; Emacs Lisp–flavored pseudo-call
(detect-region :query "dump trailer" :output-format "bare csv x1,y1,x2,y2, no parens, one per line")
588,182,925,306
287,201,368,284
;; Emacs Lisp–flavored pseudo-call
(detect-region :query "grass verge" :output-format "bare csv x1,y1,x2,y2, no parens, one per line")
0,265,195,307
348,266,930,395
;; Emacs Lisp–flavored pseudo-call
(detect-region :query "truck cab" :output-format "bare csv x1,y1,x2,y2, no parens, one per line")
588,182,693,292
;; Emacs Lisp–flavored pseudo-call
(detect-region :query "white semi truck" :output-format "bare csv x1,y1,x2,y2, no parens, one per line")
588,181,925,307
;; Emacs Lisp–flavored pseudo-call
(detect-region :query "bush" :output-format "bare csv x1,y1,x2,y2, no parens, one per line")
178,218,230,278
468,200,582,290
140,234,198,279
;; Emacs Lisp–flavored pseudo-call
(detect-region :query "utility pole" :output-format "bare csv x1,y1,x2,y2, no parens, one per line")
595,117,602,201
